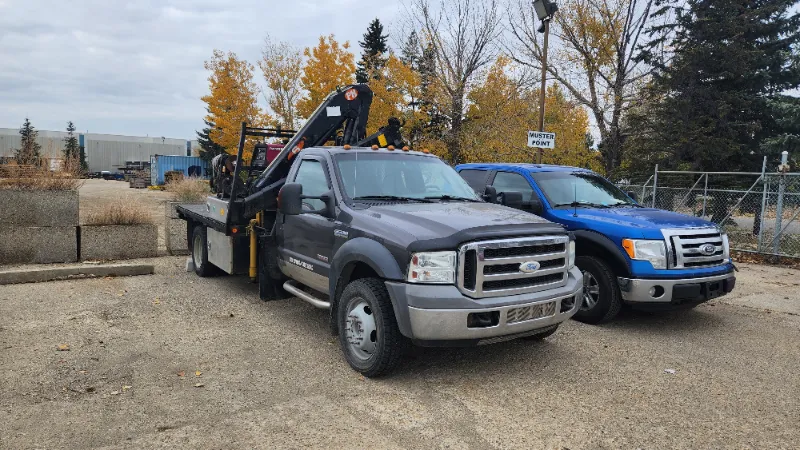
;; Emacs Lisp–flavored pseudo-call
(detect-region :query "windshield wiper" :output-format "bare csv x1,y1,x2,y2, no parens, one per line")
608,202,643,208
554,201,611,208
423,195,481,202
353,195,435,203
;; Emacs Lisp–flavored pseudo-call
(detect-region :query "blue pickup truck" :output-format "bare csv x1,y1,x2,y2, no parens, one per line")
456,163,737,323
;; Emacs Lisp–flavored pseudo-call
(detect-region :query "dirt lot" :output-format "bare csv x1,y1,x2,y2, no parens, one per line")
79,179,174,251
1,260,799,449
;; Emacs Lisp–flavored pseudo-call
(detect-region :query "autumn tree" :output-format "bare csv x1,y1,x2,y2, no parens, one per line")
297,35,356,119
462,56,598,169
15,117,42,165
196,117,226,162
366,55,426,138
259,36,303,130
201,49,266,159
409,0,502,164
355,19,389,83
508,0,655,177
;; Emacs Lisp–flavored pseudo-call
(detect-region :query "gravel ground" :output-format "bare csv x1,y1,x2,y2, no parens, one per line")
1,259,798,449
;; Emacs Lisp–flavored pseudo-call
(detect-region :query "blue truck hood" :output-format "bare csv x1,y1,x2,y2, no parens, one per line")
552,207,714,231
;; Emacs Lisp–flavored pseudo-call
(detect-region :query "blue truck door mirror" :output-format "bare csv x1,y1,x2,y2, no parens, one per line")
528,196,544,215
499,191,523,209
278,183,303,215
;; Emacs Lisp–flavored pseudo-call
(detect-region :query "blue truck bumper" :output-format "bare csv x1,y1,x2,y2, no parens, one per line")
617,270,736,305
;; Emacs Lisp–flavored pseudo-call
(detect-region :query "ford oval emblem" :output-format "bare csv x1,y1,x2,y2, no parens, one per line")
519,261,541,273
699,243,716,255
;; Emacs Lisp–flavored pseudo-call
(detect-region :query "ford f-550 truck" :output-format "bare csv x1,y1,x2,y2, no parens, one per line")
176,85,583,377
456,163,736,324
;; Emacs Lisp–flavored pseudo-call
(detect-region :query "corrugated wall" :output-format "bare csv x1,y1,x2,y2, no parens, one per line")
0,128,71,159
84,133,186,172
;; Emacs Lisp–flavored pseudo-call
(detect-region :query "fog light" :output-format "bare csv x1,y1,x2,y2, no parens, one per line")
649,285,665,298
648,287,656,296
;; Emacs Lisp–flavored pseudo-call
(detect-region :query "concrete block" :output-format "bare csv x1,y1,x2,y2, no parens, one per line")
0,263,155,285
80,224,158,261
0,190,79,226
0,226,77,264
165,217,189,255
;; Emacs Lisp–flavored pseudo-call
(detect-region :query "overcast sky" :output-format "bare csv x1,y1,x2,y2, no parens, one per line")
0,0,404,139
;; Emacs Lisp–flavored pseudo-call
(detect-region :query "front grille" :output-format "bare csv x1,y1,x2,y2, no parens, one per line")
507,301,557,324
662,228,729,269
457,236,570,298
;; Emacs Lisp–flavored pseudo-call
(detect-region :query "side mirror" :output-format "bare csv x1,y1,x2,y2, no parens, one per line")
317,190,336,218
528,196,544,215
626,191,639,203
499,191,523,209
483,185,498,203
279,183,303,215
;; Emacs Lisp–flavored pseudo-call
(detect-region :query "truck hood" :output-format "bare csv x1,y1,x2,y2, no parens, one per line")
359,201,563,250
552,206,715,230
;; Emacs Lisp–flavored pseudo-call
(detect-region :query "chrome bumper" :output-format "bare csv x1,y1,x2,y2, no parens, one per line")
399,267,583,341
617,271,736,304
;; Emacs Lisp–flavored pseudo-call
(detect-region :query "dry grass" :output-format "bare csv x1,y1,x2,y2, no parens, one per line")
165,176,209,203
84,202,154,225
0,160,83,191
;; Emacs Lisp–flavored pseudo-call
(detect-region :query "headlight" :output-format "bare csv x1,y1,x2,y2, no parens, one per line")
407,251,456,284
568,240,576,269
621,239,667,269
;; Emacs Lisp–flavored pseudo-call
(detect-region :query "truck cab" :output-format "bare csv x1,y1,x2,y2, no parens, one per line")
456,163,736,323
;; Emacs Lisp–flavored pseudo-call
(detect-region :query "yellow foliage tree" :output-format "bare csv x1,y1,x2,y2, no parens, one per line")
259,37,303,130
365,55,426,138
201,49,268,160
462,56,600,171
297,35,356,119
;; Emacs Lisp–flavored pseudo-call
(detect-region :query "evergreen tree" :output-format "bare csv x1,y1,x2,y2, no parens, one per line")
355,18,389,83
630,0,800,174
400,31,421,69
15,117,42,165
79,145,88,172
196,118,226,162
63,121,79,160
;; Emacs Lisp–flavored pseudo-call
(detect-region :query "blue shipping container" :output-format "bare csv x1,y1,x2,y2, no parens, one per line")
150,155,210,185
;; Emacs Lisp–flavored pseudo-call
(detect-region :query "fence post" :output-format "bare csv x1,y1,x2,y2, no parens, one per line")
757,156,768,252
651,164,658,208
702,173,709,217
773,151,789,255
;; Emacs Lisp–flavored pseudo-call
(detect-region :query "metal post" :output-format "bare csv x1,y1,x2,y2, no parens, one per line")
640,174,653,203
773,151,789,255
757,156,768,251
651,164,658,208
702,173,709,217
537,19,550,165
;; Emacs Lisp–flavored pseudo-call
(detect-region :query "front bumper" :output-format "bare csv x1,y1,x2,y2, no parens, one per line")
385,267,583,343
617,271,736,304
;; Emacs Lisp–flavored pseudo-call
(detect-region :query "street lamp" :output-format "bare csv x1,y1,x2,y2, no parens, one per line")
533,0,558,164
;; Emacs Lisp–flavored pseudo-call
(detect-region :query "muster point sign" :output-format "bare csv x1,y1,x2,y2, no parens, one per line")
527,131,555,149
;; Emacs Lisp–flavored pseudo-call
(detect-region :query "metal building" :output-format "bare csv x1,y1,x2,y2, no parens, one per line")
0,127,190,172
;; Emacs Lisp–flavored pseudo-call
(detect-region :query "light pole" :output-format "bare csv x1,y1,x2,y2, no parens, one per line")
533,0,558,164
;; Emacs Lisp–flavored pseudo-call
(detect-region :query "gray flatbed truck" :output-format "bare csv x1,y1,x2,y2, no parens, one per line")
177,84,583,377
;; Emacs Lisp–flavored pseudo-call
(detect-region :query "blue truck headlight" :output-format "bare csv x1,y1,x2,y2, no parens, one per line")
407,251,456,284
568,240,576,269
622,239,667,270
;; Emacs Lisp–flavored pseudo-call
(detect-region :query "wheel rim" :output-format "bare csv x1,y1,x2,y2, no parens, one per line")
344,299,378,362
193,233,203,266
581,270,600,311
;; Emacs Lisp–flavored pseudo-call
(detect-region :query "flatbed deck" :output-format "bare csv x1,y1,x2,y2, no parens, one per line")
176,202,228,233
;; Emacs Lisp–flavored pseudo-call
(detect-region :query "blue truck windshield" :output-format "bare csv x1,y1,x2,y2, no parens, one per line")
334,152,479,201
531,171,635,207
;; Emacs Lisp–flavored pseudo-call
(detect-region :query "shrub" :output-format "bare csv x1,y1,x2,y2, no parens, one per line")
0,161,83,191
84,202,154,225
165,176,209,203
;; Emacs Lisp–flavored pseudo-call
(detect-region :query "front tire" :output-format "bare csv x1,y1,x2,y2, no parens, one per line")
337,278,406,377
191,225,215,277
572,255,622,324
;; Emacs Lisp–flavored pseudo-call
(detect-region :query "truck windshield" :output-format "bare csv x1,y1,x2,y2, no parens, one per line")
531,171,636,207
334,152,479,202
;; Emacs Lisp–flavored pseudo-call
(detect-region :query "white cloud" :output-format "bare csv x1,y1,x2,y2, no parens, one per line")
0,0,403,138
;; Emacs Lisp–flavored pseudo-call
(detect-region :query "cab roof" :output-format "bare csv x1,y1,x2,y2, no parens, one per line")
456,163,595,174
302,146,437,157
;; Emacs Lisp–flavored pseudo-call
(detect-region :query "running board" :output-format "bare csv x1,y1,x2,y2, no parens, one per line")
283,280,330,309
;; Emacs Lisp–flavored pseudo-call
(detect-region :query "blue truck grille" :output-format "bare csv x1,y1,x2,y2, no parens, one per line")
661,228,730,269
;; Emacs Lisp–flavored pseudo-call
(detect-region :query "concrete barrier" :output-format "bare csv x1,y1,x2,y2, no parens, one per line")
0,190,79,226
165,218,189,255
81,224,158,261
0,226,78,264
0,263,155,285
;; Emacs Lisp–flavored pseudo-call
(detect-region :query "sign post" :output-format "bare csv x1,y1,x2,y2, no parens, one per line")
527,131,556,163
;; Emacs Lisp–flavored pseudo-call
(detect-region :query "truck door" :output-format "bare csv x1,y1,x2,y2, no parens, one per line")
277,156,337,293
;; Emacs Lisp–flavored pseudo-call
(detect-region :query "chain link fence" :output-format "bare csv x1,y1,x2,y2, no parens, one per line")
618,164,800,259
